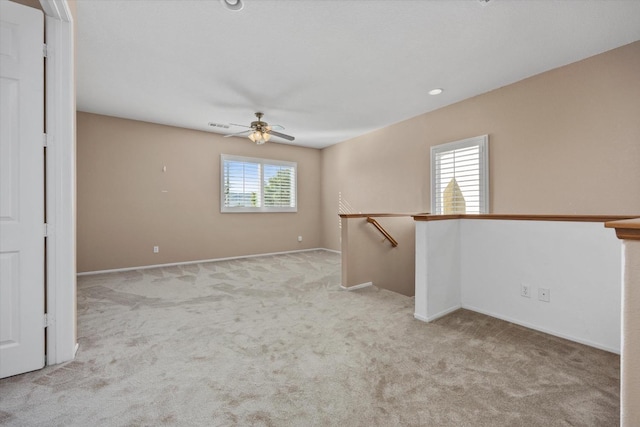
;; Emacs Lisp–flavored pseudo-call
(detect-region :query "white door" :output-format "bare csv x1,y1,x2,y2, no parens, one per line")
0,1,45,379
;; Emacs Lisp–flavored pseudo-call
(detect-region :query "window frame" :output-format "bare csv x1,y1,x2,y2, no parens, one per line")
430,135,489,215
220,154,298,213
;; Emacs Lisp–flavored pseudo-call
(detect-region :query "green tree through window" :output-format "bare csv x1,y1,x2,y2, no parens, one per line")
264,169,292,207
221,154,297,213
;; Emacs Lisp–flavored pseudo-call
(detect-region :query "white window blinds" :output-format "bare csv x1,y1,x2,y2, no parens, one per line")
221,154,297,213
263,163,296,208
431,135,489,215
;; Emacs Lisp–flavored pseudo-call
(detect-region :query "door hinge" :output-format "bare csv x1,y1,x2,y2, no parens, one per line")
43,43,48,58
44,223,49,237
43,133,52,147
43,313,54,328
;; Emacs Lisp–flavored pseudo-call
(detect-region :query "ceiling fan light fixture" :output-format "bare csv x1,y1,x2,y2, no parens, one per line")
428,88,444,96
248,130,269,144
221,0,243,11
222,112,295,144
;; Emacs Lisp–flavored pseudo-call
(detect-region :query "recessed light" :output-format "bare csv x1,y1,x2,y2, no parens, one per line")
221,0,243,11
428,88,443,96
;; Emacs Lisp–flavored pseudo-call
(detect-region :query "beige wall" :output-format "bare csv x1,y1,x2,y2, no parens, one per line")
77,113,321,272
321,41,640,250
9,0,43,10
341,216,415,296
78,42,640,268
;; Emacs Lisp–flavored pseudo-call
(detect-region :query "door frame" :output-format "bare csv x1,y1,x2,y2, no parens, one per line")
40,0,76,365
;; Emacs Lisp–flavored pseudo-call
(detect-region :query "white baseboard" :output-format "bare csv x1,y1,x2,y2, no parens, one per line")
413,313,428,322
77,248,338,276
462,304,620,355
340,282,373,291
414,304,462,323
322,248,341,254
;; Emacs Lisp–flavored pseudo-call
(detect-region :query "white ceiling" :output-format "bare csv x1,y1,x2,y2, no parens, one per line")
76,0,640,149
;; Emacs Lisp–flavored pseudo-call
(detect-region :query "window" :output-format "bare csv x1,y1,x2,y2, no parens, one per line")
431,135,489,215
221,154,297,213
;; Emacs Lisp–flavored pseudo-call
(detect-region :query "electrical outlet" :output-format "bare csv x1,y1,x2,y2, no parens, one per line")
153,246,159,253
521,284,531,298
297,235,303,242
538,288,550,302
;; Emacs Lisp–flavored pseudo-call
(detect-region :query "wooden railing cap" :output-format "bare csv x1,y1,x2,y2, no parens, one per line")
339,213,421,219
412,213,637,223
605,218,640,241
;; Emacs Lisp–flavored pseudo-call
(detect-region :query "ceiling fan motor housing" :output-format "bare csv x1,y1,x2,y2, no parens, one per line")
220,112,294,142
251,120,267,131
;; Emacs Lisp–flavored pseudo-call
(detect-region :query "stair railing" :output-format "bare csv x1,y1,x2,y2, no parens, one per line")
366,217,398,247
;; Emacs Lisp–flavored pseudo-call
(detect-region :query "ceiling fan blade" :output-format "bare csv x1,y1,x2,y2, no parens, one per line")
229,123,252,129
268,130,295,141
224,130,252,138
268,124,285,131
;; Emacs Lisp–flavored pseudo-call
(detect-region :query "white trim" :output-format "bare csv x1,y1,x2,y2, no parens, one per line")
42,0,76,365
77,248,336,276
413,303,619,354
40,0,72,22
322,248,341,254
420,304,462,322
221,154,297,213
413,313,428,322
462,304,620,355
430,135,489,215
339,282,373,291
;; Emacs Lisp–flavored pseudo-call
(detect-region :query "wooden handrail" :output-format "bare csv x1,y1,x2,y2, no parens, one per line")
605,218,640,240
367,217,398,247
339,213,420,219
412,213,638,223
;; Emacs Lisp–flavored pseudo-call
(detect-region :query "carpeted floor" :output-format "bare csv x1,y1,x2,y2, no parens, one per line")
0,250,619,426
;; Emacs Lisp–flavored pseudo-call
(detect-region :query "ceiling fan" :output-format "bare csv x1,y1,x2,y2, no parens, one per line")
223,112,295,144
